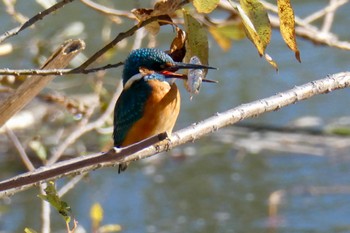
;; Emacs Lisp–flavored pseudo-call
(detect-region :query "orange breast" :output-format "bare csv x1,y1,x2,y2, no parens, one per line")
121,80,180,147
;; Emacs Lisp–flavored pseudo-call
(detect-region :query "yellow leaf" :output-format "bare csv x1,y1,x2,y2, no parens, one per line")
234,4,264,56
90,202,104,229
193,0,220,13
216,23,246,40
240,0,271,50
209,26,232,51
24,228,38,233
99,224,122,233
264,53,278,71
277,0,301,62
183,10,209,65
209,21,246,51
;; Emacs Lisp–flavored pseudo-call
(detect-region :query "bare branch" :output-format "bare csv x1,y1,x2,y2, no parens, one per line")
75,16,160,70
0,62,124,76
321,0,338,33
2,0,28,24
0,0,76,44
304,0,348,24
58,174,86,197
4,126,35,171
79,0,135,19
0,72,349,197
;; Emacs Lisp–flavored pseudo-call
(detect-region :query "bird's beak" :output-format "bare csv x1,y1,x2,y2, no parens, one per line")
170,62,217,71
160,62,218,83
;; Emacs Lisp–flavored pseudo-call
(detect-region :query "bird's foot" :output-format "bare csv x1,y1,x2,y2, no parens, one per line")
113,147,128,174
113,147,122,153
118,162,129,174
163,134,173,152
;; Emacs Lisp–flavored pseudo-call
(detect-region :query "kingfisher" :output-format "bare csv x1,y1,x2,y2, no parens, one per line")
113,48,215,173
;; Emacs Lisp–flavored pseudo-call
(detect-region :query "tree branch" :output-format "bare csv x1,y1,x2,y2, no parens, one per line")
0,0,76,44
1,72,349,197
0,15,160,76
75,15,160,70
0,62,124,76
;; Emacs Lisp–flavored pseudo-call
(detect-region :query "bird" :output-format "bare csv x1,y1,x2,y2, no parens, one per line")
113,48,215,173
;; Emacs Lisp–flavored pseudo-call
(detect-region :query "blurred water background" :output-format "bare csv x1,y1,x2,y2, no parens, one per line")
1,0,350,232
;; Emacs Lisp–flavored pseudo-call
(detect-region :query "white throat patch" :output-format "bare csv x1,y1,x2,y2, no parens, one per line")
123,73,144,90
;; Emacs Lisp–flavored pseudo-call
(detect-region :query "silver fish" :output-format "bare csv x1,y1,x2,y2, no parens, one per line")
186,56,204,100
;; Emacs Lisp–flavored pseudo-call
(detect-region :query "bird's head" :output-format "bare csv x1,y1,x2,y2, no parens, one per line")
122,48,215,88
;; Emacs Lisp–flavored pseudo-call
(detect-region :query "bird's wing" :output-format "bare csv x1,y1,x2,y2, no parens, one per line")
113,83,151,146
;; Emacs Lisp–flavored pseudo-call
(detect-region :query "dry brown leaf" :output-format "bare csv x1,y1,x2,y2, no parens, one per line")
168,27,187,62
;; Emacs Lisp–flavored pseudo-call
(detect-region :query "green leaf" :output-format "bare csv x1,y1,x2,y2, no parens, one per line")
183,9,209,65
38,181,72,224
193,0,220,13
328,127,350,136
277,0,301,62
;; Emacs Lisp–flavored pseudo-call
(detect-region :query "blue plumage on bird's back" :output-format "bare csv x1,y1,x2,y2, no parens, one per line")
113,79,152,146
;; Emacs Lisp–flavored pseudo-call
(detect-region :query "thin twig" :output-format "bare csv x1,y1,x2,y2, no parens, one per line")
321,0,338,33
4,125,35,171
75,16,160,70
303,0,348,24
2,0,28,24
0,72,350,197
0,62,124,76
0,0,76,44
58,174,86,197
79,0,135,19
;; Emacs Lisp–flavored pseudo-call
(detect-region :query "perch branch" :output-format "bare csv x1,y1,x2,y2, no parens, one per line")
0,72,349,197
